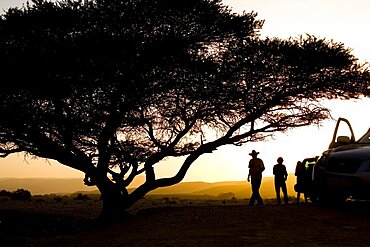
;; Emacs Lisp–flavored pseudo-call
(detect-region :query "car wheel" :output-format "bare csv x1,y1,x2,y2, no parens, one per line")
318,190,347,205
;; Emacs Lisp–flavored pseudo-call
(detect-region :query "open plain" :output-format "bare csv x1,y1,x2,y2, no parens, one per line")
1,195,370,247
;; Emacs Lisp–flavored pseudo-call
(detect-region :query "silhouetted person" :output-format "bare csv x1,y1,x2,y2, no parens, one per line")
273,157,289,204
247,150,265,205
304,158,317,202
294,161,308,203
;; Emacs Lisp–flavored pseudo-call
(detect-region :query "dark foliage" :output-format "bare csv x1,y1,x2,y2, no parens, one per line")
74,193,91,201
0,189,32,201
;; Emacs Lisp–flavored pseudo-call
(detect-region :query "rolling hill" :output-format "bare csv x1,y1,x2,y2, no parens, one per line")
0,174,298,198
149,175,297,198
0,178,97,195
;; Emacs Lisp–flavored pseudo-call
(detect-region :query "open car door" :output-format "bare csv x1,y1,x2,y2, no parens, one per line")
328,117,356,149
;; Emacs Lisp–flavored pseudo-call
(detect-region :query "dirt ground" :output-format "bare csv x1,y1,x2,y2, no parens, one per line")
2,197,370,247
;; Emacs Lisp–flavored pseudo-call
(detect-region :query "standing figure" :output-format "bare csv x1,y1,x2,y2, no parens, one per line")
304,158,317,202
294,161,307,203
273,157,289,204
247,150,265,205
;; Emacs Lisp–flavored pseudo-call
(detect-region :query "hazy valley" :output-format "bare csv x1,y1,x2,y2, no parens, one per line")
0,175,297,199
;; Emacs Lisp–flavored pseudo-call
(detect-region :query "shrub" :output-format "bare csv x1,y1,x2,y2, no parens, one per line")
10,189,32,201
73,193,90,201
0,190,12,197
53,197,63,203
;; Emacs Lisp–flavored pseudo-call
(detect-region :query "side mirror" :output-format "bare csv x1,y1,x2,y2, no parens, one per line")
337,136,351,145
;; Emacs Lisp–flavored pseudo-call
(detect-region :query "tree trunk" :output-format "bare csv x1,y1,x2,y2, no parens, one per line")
96,178,131,224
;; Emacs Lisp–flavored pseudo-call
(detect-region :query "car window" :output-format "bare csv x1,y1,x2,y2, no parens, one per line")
358,130,370,144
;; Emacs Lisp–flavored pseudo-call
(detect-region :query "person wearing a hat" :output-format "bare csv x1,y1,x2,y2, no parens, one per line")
273,157,289,204
247,150,265,205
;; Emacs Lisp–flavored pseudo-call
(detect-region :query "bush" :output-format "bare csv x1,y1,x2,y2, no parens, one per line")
0,190,12,197
53,197,63,203
10,189,32,201
73,193,90,201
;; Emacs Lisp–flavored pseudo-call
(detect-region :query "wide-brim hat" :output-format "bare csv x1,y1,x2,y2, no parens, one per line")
249,150,259,156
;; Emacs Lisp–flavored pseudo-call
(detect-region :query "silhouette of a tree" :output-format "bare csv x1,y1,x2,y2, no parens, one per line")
0,0,368,220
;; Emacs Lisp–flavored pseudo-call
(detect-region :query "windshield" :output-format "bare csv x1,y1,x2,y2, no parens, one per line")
358,129,370,144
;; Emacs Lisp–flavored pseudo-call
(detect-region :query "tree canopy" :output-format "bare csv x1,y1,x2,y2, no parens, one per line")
0,0,369,219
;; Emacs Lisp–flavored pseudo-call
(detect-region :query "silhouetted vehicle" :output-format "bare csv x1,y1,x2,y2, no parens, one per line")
312,117,370,203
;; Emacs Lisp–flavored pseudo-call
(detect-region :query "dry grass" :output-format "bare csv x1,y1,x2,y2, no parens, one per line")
1,195,370,247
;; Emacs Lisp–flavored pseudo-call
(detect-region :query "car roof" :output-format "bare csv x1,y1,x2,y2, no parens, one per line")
302,157,318,163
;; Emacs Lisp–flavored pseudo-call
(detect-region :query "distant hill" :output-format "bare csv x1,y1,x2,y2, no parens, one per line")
149,175,297,198
0,174,298,198
0,178,96,195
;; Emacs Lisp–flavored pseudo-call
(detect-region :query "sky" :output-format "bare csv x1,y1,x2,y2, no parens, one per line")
0,0,370,182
